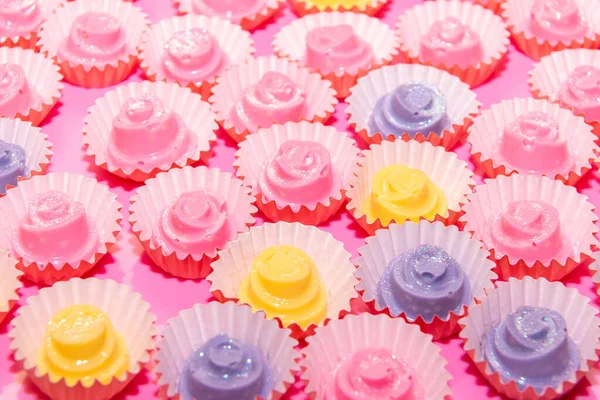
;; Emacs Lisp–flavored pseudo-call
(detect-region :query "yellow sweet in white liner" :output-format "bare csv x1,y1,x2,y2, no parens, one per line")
306,0,371,11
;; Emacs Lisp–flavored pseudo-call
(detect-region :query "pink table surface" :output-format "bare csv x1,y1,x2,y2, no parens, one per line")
1,0,600,399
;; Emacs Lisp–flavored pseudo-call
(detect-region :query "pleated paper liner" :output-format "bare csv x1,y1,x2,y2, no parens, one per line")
272,11,400,99
502,0,600,60
37,0,150,88
460,174,598,281
139,15,255,101
0,47,63,126
9,278,157,400
0,0,65,50
289,0,389,17
301,313,452,400
0,118,53,194
82,80,218,182
345,140,475,236
0,250,22,324
529,49,600,138
234,121,359,226
174,0,285,31
588,251,600,296
345,64,481,148
459,277,600,400
207,222,358,340
397,0,509,87
154,302,299,400
354,221,497,340
129,165,257,280
209,55,338,143
467,97,597,186
0,173,122,285
426,0,507,14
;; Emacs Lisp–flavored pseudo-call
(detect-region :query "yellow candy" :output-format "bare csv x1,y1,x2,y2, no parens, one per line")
238,245,327,329
306,0,371,11
36,304,129,387
363,165,448,226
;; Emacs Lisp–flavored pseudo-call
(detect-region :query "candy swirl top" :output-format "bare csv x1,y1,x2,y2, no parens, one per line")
376,244,472,322
305,24,373,75
58,12,129,69
151,190,233,258
362,165,448,227
419,17,484,69
483,305,580,392
36,304,130,387
529,0,589,42
0,0,43,39
0,63,41,118
13,190,99,266
368,83,450,139
497,111,573,175
191,0,266,24
238,245,328,329
559,65,600,122
229,71,306,133
179,333,274,400
483,200,573,264
0,139,27,194
324,348,424,400
162,28,227,84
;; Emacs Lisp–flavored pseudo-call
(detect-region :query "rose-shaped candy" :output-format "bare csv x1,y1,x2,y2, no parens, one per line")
0,0,42,39
179,333,273,400
419,17,484,69
0,139,27,194
229,71,306,133
12,190,99,266
529,0,589,42
0,63,41,118
325,348,424,400
376,244,472,321
559,65,600,121
305,24,373,75
484,305,580,392
362,165,448,227
151,190,233,258
368,82,450,138
191,0,266,24
238,245,327,329
162,28,227,83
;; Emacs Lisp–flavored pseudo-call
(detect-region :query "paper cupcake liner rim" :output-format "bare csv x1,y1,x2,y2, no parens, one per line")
0,249,22,317
289,0,389,17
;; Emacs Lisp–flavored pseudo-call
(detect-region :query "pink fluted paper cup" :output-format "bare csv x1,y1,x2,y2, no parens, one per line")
38,0,150,88
588,251,600,296
234,121,359,226
354,221,497,340
129,165,257,280
426,0,506,14
0,250,22,324
289,0,389,17
0,0,65,50
139,15,255,101
154,302,299,400
302,313,452,400
82,81,217,182
0,118,53,194
459,277,600,400
398,0,509,87
209,56,338,143
502,0,600,60
0,173,122,285
468,97,597,186
346,64,481,148
208,222,358,340
460,174,598,281
272,12,400,99
9,277,156,400
346,140,475,236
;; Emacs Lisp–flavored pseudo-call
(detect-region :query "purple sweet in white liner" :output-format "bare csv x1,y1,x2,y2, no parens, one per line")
0,139,28,195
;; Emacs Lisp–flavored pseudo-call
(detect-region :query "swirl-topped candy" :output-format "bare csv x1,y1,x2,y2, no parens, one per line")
529,0,589,42
0,63,41,118
36,304,130,387
192,0,266,24
558,65,600,121
0,139,27,194
179,333,273,400
238,245,327,329
0,0,42,39
305,24,373,75
376,244,471,321
484,305,580,391
368,82,450,138
419,17,484,69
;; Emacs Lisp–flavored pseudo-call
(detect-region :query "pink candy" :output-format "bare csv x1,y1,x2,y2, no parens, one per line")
529,0,589,42
559,65,600,121
0,63,40,118
0,0,42,38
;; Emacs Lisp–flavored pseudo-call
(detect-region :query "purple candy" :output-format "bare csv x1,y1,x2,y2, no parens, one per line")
375,244,471,322
484,305,580,393
179,333,274,400
0,140,27,195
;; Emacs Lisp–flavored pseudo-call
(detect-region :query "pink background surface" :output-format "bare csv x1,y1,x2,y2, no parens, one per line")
2,0,600,399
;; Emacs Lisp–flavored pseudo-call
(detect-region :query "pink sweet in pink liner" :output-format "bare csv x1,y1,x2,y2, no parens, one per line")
12,190,99,266
106,93,197,172
305,24,373,75
529,0,589,42
191,0,265,24
0,0,42,38
558,65,600,121
57,11,129,69
419,17,483,69
0,63,41,118
151,190,233,257
229,71,306,133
